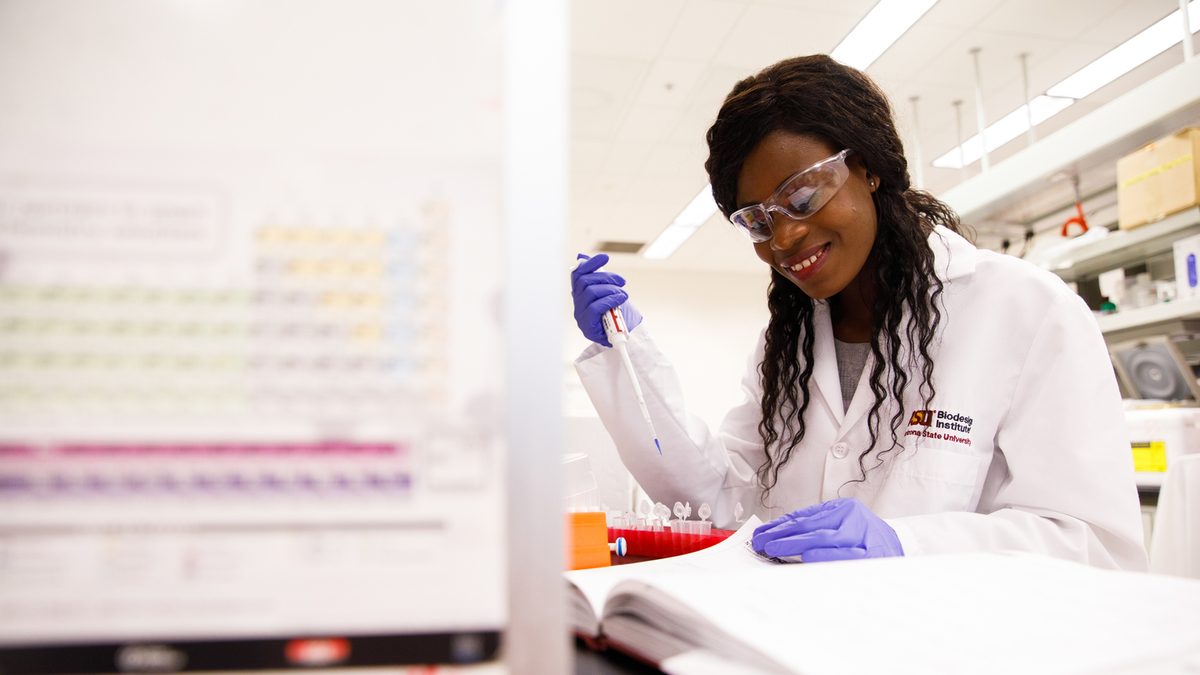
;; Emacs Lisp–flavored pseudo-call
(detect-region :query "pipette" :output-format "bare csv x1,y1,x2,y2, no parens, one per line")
601,306,662,455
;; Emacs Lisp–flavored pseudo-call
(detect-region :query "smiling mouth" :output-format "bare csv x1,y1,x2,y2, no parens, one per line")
784,243,830,273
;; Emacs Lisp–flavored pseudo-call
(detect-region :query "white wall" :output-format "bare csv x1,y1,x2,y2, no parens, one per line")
563,264,771,509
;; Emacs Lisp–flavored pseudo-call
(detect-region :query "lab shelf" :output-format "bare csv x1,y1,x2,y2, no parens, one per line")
1048,207,1200,282
1096,295,1200,336
940,58,1200,225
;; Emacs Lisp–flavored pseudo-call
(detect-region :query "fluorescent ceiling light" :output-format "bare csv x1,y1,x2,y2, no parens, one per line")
831,0,938,70
642,185,717,259
933,96,1074,169
673,184,720,229
1047,0,1199,99
935,1,1199,169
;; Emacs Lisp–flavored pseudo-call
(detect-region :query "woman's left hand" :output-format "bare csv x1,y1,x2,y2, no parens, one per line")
751,498,904,563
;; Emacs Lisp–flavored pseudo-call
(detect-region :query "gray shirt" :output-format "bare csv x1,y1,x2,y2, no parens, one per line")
834,338,870,411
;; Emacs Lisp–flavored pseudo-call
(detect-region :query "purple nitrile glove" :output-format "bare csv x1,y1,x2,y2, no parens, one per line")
571,253,643,348
750,498,904,563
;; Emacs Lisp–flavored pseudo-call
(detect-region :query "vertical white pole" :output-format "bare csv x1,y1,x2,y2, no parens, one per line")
908,96,924,189
971,47,989,172
952,99,966,180
504,0,568,672
1182,0,1195,61
1020,52,1037,145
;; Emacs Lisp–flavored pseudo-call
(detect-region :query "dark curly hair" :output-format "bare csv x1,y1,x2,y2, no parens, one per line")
704,55,966,501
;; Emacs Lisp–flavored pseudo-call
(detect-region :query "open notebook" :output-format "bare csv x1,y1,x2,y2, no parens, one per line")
566,518,786,670
565,518,1200,674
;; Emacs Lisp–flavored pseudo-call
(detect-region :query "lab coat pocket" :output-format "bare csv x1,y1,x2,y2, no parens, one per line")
872,446,985,516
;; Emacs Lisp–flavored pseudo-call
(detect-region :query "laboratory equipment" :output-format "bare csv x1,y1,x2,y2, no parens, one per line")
653,502,672,531
696,503,712,535
567,511,611,570
600,306,661,455
570,253,642,347
610,537,627,557
1110,337,1200,402
606,521,734,559
1124,406,1200,476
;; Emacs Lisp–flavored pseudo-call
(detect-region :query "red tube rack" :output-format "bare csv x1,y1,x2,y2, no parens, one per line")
607,526,735,559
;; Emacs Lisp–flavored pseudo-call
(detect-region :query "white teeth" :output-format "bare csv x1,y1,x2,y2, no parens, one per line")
787,247,824,272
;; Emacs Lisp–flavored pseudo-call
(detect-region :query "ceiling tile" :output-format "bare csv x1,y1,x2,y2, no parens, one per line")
571,54,650,140
752,0,874,12
711,4,857,68
1080,1,1185,48
616,104,684,143
571,139,610,174
571,0,685,59
640,143,709,178
633,59,709,108
667,102,719,145
600,141,657,175
920,0,1007,28
659,0,747,61
978,0,1125,39
899,29,1078,91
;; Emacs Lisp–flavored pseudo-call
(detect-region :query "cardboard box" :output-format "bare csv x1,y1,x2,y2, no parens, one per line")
1117,127,1200,230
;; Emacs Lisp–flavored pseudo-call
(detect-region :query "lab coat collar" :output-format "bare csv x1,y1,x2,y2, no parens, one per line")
809,307,883,437
811,225,976,435
929,225,977,282
810,303,845,426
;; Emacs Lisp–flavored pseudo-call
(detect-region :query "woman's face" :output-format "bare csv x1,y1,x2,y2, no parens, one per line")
737,131,877,300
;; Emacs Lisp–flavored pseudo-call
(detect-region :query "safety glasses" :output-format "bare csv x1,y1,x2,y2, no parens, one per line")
729,149,853,243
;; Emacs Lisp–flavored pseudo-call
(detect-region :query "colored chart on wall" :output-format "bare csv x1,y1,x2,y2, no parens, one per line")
0,0,508,670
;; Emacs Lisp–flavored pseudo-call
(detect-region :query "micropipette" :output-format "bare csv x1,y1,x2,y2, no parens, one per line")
601,306,662,455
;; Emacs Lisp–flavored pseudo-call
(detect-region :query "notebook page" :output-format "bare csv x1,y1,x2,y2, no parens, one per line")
617,552,1200,675
564,517,768,626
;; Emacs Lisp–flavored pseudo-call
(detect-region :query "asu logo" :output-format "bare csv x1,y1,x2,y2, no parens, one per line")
909,410,934,426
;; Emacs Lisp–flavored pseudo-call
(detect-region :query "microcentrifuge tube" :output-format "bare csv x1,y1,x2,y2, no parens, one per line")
653,502,671,531
697,503,712,535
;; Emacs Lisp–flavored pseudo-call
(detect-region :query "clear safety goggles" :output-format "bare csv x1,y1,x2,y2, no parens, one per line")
729,148,853,243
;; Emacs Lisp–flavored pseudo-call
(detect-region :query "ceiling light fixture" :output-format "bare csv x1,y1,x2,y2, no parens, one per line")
1048,0,1199,99
642,185,717,259
933,96,1074,169
646,2,944,260
830,0,939,71
935,1,1199,169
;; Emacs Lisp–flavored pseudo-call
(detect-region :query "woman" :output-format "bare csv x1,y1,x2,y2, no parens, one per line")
571,55,1145,570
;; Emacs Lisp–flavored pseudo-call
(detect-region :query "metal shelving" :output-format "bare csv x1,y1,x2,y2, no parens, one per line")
1095,295,1200,336
1048,207,1200,283
935,60,1200,338
941,59,1200,225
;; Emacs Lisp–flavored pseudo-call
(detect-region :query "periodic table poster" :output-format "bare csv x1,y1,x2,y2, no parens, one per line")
0,1,510,669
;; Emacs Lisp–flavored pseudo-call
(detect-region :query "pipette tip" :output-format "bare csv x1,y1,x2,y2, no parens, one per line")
654,438,662,455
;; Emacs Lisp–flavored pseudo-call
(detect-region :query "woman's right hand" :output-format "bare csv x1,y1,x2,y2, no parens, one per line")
571,253,642,347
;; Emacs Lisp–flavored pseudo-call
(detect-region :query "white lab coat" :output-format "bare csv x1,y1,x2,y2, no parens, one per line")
575,226,1147,571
